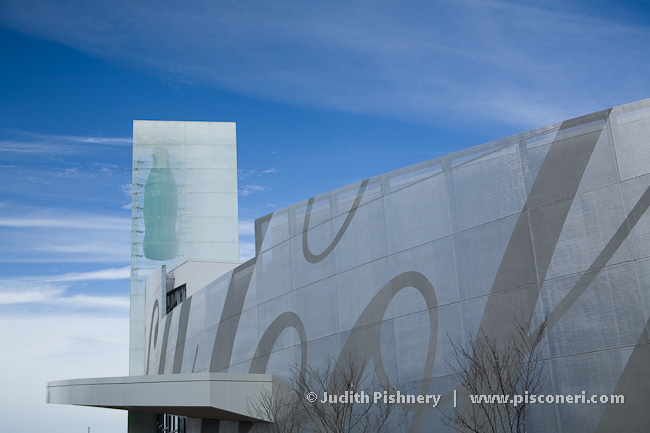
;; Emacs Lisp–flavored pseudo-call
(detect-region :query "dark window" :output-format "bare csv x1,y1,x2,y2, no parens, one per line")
166,284,186,314
156,414,186,433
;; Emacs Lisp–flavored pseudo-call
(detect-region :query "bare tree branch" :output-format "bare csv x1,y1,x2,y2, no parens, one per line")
248,353,409,433
445,315,548,433
246,379,306,433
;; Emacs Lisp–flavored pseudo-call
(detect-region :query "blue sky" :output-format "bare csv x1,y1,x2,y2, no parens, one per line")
0,0,648,431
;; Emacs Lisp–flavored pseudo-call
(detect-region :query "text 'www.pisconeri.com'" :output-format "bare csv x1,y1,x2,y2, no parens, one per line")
469,391,624,406
306,390,624,408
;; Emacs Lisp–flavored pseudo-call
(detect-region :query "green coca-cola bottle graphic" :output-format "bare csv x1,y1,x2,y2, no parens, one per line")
143,146,179,260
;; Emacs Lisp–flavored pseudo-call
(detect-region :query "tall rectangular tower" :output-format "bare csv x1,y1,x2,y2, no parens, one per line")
130,121,239,374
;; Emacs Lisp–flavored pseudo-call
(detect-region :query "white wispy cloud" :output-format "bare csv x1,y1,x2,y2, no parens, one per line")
1,266,130,284
238,219,255,236
54,294,130,309
239,241,256,261
0,264,130,313
239,184,269,196
0,130,131,152
52,266,130,282
238,167,278,179
0,215,129,230
0,136,131,160
120,182,132,197
1,0,647,128
0,283,129,314
18,130,131,145
95,162,119,174
0,287,129,318
0,285,65,304
51,134,131,146
0,206,130,263
35,243,119,255
0,140,76,154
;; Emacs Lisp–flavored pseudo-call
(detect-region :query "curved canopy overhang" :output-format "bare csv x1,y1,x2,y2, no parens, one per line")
46,373,275,422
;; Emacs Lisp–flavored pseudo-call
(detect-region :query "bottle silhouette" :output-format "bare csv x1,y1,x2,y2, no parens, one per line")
143,146,179,261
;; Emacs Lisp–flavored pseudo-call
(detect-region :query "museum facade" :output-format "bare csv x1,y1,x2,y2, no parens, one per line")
48,99,650,432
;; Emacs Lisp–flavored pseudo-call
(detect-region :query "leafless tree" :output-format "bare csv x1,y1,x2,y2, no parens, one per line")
445,316,548,433
246,380,306,433
247,353,409,433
